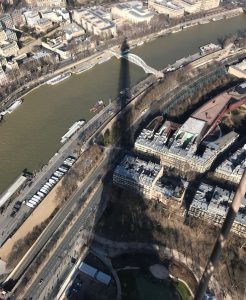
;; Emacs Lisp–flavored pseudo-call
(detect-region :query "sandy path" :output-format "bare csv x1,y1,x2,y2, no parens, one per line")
0,182,61,261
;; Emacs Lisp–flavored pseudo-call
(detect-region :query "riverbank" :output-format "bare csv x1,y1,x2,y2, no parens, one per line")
0,7,244,115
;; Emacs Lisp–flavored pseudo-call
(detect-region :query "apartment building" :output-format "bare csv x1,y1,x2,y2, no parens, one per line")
0,14,14,29
11,10,25,27
24,0,66,8
176,0,202,13
0,41,19,57
73,8,117,38
201,0,220,10
0,66,7,85
35,18,53,33
5,29,17,41
40,9,63,22
214,144,246,184
23,11,40,26
113,155,163,199
111,2,154,24
148,0,184,18
0,29,7,43
189,184,246,237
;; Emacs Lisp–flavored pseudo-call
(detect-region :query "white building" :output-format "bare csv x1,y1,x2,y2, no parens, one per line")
111,2,154,24
201,0,220,10
5,29,17,41
176,0,202,13
0,29,7,43
23,11,40,26
35,18,53,33
0,66,7,85
24,0,66,8
148,0,184,18
54,8,70,22
0,41,19,57
40,9,63,22
73,8,117,38
0,14,14,29
61,23,85,42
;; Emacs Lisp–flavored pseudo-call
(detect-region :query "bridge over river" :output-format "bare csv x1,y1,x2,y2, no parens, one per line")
110,50,164,78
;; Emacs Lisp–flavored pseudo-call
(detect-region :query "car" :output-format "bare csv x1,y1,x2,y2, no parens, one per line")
39,278,44,285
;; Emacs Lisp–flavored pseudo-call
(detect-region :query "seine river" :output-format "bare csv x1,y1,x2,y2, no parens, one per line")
0,15,245,194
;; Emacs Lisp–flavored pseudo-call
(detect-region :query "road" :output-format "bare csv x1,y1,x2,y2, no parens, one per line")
5,153,109,286
21,184,104,300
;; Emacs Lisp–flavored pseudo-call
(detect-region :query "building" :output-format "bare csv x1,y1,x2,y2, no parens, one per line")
61,22,85,42
111,2,154,24
214,144,246,184
73,8,117,38
113,154,163,199
201,0,220,10
228,59,246,79
5,29,17,41
134,89,246,174
189,183,246,237
0,66,7,85
0,29,7,43
54,8,70,22
0,14,14,29
40,9,63,22
24,0,66,8
11,10,25,27
176,0,202,13
113,154,185,205
24,11,40,26
0,41,19,57
148,0,184,18
35,18,53,33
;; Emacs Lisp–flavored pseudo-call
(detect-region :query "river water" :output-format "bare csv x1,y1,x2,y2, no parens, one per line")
0,15,246,194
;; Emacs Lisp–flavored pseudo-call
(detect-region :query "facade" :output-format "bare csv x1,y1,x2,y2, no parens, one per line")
73,8,117,37
5,29,17,41
0,66,7,85
201,0,220,10
214,144,246,184
148,0,184,18
61,23,85,42
0,14,14,29
0,29,7,43
11,10,25,27
113,154,185,205
35,18,53,33
24,11,40,26
189,183,246,237
0,41,19,57
111,2,154,24
176,0,202,13
40,9,63,22
113,155,163,199
24,0,66,8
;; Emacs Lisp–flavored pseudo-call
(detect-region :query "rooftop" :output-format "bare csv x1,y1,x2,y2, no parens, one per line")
114,155,162,187
192,93,232,126
190,183,246,226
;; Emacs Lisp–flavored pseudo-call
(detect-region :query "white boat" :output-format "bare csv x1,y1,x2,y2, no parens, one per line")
137,41,144,46
47,72,71,85
212,16,224,21
7,100,22,114
199,20,210,24
183,23,198,29
172,28,182,33
60,120,85,144
98,57,111,65
74,64,94,74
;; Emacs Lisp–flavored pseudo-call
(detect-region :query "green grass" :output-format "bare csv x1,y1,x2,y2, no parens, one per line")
175,281,193,300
